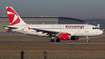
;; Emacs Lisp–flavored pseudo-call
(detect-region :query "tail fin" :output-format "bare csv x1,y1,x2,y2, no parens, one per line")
6,7,27,25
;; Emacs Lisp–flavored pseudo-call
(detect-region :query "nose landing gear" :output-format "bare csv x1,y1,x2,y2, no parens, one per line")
86,36,90,43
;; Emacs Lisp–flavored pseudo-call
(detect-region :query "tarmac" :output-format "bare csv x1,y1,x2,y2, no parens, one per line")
0,41,104,44
0,32,105,44
0,32,28,36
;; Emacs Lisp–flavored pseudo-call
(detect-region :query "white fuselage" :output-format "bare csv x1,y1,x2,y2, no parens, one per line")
10,24,103,36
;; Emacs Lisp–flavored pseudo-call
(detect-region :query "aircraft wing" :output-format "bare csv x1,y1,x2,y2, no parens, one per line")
31,28,59,34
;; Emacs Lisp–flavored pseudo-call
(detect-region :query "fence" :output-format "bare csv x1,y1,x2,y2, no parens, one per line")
0,52,105,59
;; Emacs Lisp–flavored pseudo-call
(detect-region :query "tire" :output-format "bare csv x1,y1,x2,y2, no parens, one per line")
87,40,90,43
56,38,60,42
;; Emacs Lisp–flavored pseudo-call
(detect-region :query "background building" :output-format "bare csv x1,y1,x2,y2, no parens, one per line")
0,17,84,31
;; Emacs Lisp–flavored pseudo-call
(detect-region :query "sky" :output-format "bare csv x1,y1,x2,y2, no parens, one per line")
0,0,105,19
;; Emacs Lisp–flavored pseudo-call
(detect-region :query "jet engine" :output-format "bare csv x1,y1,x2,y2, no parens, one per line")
59,33,71,40
59,33,79,40
71,36,79,40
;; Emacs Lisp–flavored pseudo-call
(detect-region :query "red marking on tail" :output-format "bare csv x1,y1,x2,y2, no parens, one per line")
7,7,20,25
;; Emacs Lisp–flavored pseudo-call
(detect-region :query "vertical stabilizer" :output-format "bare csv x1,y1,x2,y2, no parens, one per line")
6,7,27,25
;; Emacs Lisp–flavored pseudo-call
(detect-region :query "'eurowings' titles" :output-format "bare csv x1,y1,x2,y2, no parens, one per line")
66,25,84,29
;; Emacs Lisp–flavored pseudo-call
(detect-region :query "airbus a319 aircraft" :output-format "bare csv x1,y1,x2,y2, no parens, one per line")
4,7,103,43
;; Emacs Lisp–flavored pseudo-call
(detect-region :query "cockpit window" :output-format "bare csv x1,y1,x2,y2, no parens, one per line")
92,27,99,29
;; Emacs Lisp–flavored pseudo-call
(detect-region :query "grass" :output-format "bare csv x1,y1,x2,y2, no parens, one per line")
0,36,105,59
0,44,105,59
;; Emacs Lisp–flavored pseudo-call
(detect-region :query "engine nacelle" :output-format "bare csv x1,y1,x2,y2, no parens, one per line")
71,36,79,40
59,33,71,40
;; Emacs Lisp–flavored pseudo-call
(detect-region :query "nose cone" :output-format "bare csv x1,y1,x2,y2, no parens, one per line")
99,30,103,35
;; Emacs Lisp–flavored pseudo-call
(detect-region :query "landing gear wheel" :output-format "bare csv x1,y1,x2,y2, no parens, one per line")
56,38,60,42
86,36,90,43
50,39,55,42
87,40,90,43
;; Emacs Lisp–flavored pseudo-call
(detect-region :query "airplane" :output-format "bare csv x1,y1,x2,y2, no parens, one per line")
4,6,103,43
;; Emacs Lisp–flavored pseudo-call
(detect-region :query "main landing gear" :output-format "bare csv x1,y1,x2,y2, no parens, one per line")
86,36,90,43
50,34,60,42
50,36,55,42
50,37,60,42
50,38,60,42
56,38,60,42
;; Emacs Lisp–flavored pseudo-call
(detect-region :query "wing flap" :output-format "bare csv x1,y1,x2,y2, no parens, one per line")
31,28,59,34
